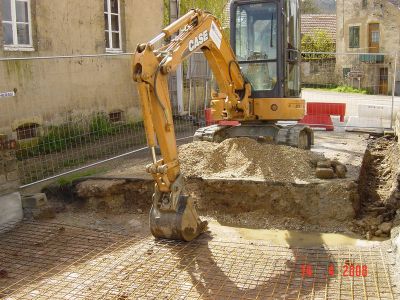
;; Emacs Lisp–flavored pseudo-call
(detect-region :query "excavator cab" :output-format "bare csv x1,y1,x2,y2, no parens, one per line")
230,0,301,98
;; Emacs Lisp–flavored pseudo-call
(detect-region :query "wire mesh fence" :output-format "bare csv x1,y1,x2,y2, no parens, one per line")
1,51,399,186
0,54,207,186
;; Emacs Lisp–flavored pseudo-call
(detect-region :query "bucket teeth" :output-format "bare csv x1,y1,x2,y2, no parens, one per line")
150,195,207,241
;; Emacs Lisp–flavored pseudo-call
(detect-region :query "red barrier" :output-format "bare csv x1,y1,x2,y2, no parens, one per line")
300,115,334,131
306,102,346,122
299,102,346,131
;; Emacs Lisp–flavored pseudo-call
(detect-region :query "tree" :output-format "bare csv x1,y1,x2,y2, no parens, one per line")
300,0,320,14
301,30,335,58
163,0,229,26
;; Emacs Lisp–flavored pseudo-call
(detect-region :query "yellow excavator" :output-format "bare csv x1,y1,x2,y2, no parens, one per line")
132,0,313,241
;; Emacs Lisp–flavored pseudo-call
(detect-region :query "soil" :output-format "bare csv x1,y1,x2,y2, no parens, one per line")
179,137,324,182
354,136,400,238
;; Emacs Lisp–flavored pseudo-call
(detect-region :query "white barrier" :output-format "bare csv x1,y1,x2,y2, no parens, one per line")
358,104,392,119
346,104,393,133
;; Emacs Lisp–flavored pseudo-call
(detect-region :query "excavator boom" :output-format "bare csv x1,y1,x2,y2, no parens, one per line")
132,3,313,241
132,9,250,241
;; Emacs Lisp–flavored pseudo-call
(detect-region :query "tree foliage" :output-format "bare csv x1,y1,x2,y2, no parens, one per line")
300,0,320,14
301,30,335,58
163,0,229,26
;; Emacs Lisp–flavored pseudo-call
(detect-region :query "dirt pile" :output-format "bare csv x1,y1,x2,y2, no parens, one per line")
178,137,324,182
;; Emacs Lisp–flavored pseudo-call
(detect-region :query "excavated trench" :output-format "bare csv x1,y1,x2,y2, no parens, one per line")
70,137,364,232
67,136,400,237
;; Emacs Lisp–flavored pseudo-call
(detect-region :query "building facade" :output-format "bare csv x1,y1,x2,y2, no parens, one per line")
0,0,163,137
336,0,400,94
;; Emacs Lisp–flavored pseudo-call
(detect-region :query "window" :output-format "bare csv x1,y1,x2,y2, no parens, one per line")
371,31,379,43
349,26,360,48
235,3,278,91
16,123,39,140
343,68,351,78
1,0,33,50
109,110,124,123
104,0,122,52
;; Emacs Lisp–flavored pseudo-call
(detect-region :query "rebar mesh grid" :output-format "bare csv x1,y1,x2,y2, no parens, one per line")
0,221,398,299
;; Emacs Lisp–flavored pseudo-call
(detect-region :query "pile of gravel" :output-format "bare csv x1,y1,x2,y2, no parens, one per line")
178,137,324,182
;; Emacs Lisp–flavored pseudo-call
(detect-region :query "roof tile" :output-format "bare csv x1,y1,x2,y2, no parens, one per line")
301,14,337,40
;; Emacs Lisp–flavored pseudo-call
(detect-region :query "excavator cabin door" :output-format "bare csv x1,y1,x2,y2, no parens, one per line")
230,0,301,99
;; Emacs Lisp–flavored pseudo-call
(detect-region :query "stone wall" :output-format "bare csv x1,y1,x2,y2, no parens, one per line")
301,59,339,87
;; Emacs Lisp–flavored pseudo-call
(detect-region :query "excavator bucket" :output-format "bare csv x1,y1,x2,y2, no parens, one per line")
149,195,207,241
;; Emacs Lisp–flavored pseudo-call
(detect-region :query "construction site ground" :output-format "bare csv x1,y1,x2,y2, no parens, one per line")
1,131,400,299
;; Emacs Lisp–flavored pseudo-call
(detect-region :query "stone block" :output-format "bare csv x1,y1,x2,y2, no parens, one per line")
0,192,23,229
21,193,48,209
317,160,332,169
316,168,335,179
334,164,347,178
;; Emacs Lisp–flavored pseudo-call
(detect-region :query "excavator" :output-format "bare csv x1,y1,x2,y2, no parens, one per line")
132,0,313,241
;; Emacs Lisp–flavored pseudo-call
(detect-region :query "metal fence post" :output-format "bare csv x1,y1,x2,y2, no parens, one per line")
391,51,398,129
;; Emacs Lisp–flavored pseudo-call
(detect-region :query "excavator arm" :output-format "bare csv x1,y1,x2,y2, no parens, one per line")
132,9,251,241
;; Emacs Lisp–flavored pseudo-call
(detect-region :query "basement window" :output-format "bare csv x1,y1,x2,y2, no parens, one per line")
104,0,122,53
1,0,34,51
16,123,39,140
109,110,124,123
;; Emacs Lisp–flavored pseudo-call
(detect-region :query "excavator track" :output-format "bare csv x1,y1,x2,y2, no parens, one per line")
276,124,314,150
193,124,228,142
194,123,314,150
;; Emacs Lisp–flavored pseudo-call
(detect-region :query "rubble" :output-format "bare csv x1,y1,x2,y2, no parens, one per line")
179,138,348,182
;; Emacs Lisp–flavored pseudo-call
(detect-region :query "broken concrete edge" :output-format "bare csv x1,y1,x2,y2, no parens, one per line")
0,192,23,230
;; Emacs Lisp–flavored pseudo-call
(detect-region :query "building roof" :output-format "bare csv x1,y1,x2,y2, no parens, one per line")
301,14,337,41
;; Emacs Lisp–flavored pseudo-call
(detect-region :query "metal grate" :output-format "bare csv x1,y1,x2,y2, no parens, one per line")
0,221,398,299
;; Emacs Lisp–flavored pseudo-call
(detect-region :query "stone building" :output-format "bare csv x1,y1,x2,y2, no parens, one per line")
336,0,400,94
0,0,163,138
300,14,337,87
